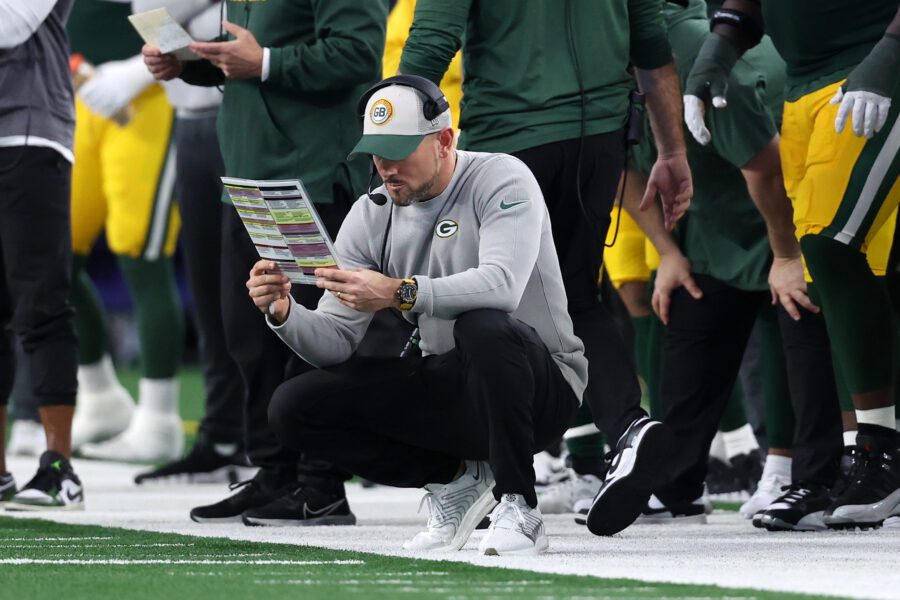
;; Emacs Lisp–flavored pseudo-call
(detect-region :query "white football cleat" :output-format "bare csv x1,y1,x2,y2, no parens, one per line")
6,419,46,457
79,405,183,463
71,384,135,449
479,494,548,556
403,461,496,552
537,470,602,515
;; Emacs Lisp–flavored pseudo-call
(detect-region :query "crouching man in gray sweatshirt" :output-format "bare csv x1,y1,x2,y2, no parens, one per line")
246,76,586,556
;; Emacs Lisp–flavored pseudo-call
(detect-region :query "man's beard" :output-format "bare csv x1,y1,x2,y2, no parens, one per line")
388,158,441,206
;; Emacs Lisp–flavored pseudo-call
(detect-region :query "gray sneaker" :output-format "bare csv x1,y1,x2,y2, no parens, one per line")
0,472,17,505
403,460,496,552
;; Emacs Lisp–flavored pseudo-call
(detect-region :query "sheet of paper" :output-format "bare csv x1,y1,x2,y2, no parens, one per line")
222,178,341,285
128,8,198,61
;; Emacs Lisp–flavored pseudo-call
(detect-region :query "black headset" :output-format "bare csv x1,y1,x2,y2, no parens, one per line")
358,75,451,206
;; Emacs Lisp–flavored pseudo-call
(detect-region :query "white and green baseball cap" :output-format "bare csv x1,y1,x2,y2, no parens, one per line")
349,83,452,161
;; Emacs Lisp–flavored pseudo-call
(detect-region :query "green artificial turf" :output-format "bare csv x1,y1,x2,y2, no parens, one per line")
0,517,842,600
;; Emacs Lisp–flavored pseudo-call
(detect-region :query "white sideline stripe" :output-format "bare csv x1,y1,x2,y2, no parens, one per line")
834,116,900,244
0,559,365,566
0,537,114,542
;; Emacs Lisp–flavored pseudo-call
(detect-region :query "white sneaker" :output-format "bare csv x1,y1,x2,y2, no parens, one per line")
537,471,603,514
6,419,46,456
71,384,135,449
79,405,183,463
479,494,548,556
403,461,496,552
533,450,569,487
740,472,791,519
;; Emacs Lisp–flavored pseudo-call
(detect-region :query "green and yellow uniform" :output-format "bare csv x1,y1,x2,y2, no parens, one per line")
764,1,899,267
68,0,179,260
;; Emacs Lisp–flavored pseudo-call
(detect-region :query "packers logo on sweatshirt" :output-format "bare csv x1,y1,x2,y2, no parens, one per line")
370,99,393,125
435,219,459,239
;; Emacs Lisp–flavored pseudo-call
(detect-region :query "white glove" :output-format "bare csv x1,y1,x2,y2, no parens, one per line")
78,54,156,119
830,88,892,139
682,95,727,146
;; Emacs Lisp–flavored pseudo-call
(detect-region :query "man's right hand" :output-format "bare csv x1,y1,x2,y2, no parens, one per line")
247,260,292,324
651,252,703,325
142,44,183,81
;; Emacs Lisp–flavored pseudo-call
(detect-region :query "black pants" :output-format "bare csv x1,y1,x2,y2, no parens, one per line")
0,147,77,407
174,115,244,446
657,275,842,503
513,131,645,443
268,309,579,507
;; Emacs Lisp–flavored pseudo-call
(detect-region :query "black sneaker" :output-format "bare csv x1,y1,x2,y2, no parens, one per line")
6,451,84,511
705,457,744,498
585,417,672,536
0,472,17,504
824,435,900,529
757,483,832,531
242,482,356,527
135,441,254,485
189,472,282,523
830,445,863,499
634,493,709,524
730,449,764,495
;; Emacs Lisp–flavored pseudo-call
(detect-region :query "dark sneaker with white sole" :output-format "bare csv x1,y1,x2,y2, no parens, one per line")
824,435,900,529
135,440,254,485
242,482,356,527
6,451,84,511
585,417,672,536
757,483,832,531
189,472,283,523
0,472,17,505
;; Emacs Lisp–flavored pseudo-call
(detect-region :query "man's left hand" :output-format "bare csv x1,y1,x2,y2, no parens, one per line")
190,20,263,79
316,268,401,313
640,153,693,230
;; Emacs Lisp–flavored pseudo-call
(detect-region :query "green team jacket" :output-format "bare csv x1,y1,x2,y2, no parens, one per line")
398,0,672,154
181,0,388,205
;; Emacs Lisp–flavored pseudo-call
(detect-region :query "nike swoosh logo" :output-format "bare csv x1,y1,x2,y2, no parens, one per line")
499,200,528,210
303,498,346,519
65,489,81,502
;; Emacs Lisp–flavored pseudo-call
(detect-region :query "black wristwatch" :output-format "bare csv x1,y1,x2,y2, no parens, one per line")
397,278,418,311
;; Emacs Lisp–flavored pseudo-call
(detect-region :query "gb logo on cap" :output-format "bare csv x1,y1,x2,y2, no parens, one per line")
370,99,393,125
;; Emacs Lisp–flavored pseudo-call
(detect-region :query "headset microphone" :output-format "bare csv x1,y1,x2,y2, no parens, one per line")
367,163,388,206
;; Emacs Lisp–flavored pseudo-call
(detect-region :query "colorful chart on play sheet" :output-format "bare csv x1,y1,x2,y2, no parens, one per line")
222,178,341,285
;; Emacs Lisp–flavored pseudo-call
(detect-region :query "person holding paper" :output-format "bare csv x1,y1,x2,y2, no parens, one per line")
0,0,83,510
248,78,588,555
141,0,389,526
128,1,252,486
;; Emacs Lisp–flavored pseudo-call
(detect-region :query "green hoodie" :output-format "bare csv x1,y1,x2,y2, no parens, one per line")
399,0,672,155
181,0,388,205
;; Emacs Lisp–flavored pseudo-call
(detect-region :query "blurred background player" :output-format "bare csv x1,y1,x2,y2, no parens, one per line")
65,0,185,463
0,0,83,510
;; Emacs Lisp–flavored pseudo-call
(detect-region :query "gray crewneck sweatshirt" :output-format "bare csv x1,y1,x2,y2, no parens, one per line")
269,150,588,401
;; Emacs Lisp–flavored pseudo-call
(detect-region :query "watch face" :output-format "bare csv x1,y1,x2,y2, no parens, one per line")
399,283,416,304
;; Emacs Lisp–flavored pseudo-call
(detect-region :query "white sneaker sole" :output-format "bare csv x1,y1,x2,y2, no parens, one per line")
5,501,85,512
634,513,707,525
482,534,549,556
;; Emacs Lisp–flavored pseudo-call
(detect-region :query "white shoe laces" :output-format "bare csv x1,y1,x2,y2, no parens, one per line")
490,499,527,531
418,490,451,529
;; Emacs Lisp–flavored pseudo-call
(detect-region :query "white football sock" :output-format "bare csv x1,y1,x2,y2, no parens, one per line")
761,454,791,480
722,424,759,460
138,377,179,414
855,406,895,431
843,430,857,447
709,431,727,462
77,354,120,394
